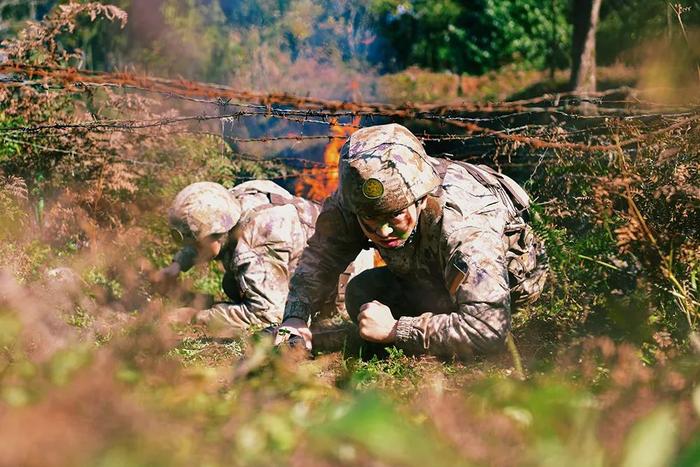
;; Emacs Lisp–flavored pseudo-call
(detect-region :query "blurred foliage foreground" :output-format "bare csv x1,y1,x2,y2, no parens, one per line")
1,4,699,466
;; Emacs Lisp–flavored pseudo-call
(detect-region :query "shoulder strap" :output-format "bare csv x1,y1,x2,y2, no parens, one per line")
438,157,531,217
470,164,531,213
421,194,443,227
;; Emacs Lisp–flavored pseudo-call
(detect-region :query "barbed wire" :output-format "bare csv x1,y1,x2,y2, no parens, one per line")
1,102,694,152
3,62,698,113
0,135,165,167
4,73,698,125
0,125,551,185
4,62,700,127
1,62,699,156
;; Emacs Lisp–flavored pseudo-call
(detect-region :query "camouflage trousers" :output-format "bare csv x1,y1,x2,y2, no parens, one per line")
345,267,455,323
345,249,548,357
504,224,549,307
201,271,350,334
344,267,454,358
345,252,549,326
196,272,277,334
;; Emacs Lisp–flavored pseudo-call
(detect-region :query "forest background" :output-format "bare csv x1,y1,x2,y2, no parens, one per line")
0,1,699,466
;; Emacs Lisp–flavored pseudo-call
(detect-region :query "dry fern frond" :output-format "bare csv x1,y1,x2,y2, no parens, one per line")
0,174,28,201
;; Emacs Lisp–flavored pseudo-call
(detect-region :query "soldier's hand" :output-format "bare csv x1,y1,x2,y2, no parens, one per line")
357,301,398,344
274,318,312,351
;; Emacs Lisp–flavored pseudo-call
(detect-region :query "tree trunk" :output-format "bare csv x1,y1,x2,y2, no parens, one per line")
548,0,558,80
569,0,602,95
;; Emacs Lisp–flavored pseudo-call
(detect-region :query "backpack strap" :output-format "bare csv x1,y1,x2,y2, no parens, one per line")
470,164,530,214
437,156,531,220
230,180,292,199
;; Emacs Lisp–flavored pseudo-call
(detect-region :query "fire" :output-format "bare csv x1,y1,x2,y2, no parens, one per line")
295,116,360,201
295,115,385,267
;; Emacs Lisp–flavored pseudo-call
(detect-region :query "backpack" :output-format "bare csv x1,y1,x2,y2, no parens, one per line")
433,158,548,307
230,180,321,233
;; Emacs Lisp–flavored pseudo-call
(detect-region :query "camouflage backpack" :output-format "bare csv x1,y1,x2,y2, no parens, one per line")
434,158,548,307
230,180,322,235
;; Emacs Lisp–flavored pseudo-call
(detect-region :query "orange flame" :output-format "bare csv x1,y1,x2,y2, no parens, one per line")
295,113,385,267
295,116,360,201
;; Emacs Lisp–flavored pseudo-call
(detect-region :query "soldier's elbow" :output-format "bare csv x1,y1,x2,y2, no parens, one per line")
482,331,508,353
477,318,510,354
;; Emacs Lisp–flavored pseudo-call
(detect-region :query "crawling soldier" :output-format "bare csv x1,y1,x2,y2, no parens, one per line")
155,180,324,333
274,124,548,359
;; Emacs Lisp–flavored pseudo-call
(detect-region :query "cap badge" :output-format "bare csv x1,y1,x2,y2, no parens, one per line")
362,178,384,199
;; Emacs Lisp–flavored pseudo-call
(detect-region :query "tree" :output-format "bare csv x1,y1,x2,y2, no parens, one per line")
569,0,602,94
369,0,571,75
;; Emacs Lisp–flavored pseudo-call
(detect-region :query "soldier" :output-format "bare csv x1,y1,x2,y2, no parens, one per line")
274,123,548,359
155,180,323,333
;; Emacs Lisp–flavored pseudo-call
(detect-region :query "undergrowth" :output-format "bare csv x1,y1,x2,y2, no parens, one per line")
0,4,698,466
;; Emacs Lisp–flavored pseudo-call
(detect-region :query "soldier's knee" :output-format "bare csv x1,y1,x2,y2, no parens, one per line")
221,271,243,302
345,267,389,323
477,317,511,354
345,274,368,323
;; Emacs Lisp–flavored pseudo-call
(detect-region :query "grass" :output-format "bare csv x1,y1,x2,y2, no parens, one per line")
376,64,638,104
0,258,699,467
171,335,246,366
1,4,698,462
0,200,697,465
0,48,697,466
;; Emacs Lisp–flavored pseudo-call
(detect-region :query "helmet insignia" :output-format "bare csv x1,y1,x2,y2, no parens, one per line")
362,178,384,199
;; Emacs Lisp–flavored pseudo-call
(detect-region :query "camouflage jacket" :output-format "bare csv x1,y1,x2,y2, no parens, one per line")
174,180,321,326
284,157,529,358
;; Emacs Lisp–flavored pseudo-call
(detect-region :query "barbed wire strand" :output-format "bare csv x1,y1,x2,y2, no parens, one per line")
3,62,698,114
2,63,699,155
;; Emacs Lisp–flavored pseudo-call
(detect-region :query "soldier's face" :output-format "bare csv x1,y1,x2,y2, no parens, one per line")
191,233,225,263
357,198,426,249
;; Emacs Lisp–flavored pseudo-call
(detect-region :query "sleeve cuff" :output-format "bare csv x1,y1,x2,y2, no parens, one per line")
283,301,311,324
395,316,419,344
173,245,197,272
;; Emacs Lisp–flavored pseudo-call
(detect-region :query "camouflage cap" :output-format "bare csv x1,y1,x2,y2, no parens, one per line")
168,182,241,241
339,123,441,217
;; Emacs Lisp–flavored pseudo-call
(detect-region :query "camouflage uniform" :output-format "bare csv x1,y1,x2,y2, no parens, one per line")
283,124,547,359
172,180,322,330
